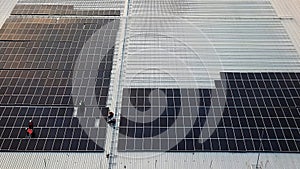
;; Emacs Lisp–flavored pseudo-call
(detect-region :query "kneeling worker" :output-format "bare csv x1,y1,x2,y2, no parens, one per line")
107,111,116,125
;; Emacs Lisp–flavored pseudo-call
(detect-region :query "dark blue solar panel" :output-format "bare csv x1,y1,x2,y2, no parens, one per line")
119,72,300,152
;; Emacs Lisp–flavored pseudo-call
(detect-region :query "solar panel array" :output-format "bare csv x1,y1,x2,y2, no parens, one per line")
0,5,120,151
119,72,300,152
1,0,300,155
17,0,125,10
12,5,120,16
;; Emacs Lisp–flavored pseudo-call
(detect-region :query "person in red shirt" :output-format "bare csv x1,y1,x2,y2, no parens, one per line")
26,128,34,138
26,120,35,137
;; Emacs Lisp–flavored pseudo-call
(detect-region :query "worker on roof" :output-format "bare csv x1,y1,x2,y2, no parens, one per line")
26,128,34,138
28,120,33,129
107,111,116,126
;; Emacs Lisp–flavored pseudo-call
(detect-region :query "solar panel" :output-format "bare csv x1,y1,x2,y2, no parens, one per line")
118,72,300,152
12,5,120,16
0,5,120,151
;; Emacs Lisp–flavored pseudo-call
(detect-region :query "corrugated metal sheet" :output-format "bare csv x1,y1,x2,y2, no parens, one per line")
0,152,299,169
0,152,107,169
269,0,300,56
121,0,300,89
115,152,300,169
0,0,18,28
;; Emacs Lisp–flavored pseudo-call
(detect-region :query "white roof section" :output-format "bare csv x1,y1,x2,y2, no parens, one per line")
269,0,300,56
1,152,299,169
0,0,18,28
0,152,106,169
121,0,300,89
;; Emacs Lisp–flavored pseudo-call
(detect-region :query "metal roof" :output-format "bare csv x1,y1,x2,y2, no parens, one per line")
1,0,300,169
